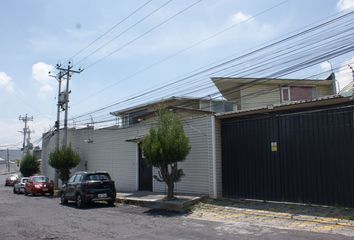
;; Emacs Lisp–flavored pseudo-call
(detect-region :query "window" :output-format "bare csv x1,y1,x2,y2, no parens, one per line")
86,174,111,181
68,175,76,183
74,175,82,183
33,177,49,183
290,86,315,101
281,86,315,102
281,87,290,102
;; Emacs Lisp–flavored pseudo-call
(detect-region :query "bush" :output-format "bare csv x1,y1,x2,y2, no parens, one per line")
20,153,40,177
49,145,80,183
142,108,191,200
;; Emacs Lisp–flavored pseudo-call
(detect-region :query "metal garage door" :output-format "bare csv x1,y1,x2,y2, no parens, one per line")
221,105,354,207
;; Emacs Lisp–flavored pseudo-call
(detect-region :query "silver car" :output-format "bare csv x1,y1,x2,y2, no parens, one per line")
13,177,29,194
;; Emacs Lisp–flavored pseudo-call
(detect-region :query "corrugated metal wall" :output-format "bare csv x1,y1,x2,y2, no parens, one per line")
42,114,216,196
221,104,354,207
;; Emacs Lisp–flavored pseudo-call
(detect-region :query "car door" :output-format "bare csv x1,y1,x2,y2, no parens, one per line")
65,175,76,200
73,174,83,196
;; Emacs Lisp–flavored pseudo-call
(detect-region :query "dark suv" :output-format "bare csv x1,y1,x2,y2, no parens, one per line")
60,171,116,208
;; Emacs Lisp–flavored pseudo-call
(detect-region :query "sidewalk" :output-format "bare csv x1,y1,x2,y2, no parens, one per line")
188,198,354,237
116,191,206,212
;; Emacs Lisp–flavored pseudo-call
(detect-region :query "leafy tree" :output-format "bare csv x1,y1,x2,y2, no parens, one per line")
142,108,191,200
20,153,40,177
48,145,80,183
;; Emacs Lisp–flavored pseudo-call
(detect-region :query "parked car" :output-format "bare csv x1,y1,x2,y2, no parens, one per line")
5,174,19,186
13,177,29,194
60,171,116,208
24,176,54,196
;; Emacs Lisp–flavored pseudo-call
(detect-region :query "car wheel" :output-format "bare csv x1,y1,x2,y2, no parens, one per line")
60,193,68,205
24,190,28,196
76,194,85,208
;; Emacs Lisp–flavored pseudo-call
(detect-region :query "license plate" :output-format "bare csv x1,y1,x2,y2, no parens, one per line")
42,188,48,191
98,193,107,198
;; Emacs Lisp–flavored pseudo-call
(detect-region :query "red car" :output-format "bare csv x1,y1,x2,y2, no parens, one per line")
24,176,54,196
5,174,19,186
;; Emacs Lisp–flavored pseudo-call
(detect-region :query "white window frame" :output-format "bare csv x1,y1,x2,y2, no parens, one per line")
281,86,290,102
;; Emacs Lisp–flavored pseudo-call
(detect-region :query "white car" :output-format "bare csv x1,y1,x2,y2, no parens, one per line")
13,177,29,194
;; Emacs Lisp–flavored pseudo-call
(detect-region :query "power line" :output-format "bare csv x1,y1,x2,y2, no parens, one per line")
74,0,174,66
84,0,203,69
68,0,153,62
72,0,289,107
69,11,353,121
69,63,354,128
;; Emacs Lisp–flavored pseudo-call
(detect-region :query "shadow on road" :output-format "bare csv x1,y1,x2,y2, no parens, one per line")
60,201,115,210
143,208,188,218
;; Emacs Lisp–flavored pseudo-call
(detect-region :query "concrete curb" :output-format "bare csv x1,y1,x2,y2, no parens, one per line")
116,195,207,213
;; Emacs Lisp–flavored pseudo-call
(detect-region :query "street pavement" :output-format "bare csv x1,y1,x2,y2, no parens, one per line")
0,174,352,240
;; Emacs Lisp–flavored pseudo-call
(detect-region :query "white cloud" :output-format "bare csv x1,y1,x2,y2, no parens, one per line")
337,0,354,11
336,56,354,90
0,72,14,93
231,11,252,24
32,62,55,97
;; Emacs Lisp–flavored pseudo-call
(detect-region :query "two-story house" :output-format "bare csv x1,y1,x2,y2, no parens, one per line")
212,77,336,110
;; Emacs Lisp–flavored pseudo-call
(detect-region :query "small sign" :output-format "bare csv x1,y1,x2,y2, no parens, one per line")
271,142,278,152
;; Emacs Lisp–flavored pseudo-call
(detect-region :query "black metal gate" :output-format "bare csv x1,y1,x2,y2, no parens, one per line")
138,143,152,191
221,105,354,207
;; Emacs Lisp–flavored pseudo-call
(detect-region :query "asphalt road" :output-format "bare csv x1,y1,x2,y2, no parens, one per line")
0,174,351,240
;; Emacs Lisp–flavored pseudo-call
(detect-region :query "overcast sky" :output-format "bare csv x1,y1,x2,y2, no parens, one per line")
0,0,353,148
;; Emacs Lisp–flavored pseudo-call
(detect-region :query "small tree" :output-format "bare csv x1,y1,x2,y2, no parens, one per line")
20,153,40,177
142,108,191,200
48,145,80,183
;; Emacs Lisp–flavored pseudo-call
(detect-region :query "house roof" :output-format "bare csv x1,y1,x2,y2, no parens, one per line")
110,96,223,116
216,94,353,119
211,77,333,86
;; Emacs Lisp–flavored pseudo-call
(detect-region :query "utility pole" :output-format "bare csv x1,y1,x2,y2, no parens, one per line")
56,62,82,147
50,70,65,151
19,114,33,155
349,65,354,96
6,148,9,172
49,70,65,188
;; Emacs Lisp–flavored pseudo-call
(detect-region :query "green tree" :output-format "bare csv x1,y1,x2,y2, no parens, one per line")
48,145,80,183
142,108,191,200
20,153,40,177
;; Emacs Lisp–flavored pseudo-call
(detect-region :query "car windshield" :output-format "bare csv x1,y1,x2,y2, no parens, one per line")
22,178,29,183
86,174,110,181
33,177,49,183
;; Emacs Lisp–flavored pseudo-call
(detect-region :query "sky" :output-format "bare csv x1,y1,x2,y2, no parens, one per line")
0,0,353,148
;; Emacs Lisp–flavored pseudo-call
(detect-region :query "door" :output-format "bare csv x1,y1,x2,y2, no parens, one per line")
66,175,77,199
221,105,354,207
138,143,152,191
